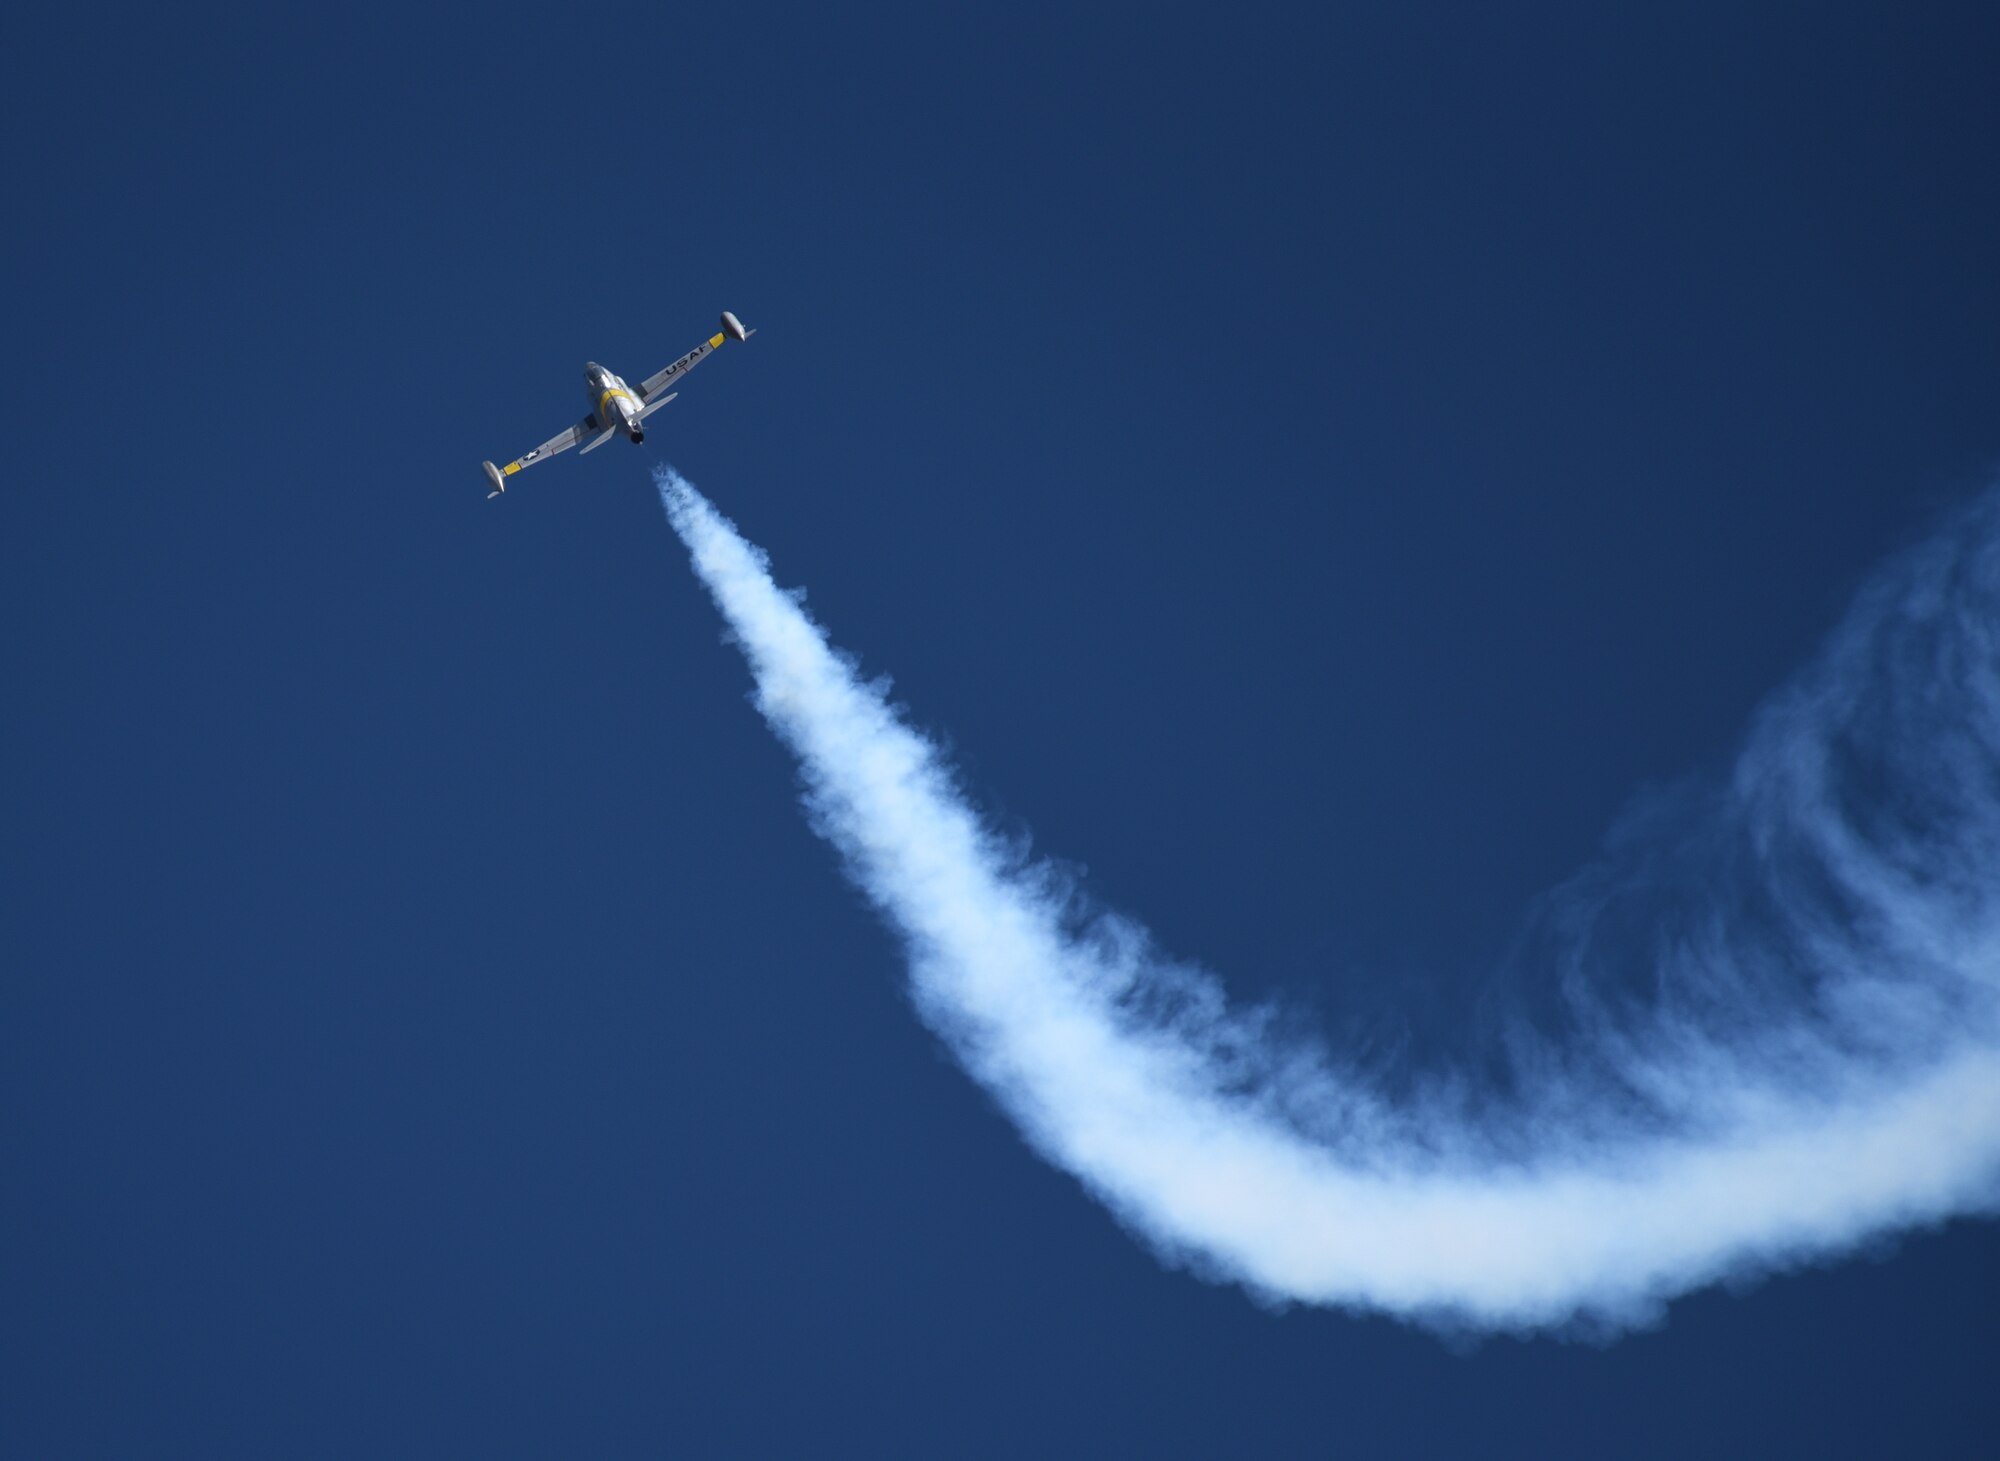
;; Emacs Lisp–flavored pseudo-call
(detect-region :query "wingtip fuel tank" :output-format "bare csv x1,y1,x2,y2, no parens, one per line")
721,310,753,342
482,460,507,499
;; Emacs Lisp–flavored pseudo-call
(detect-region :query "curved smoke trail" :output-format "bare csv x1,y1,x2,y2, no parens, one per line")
657,465,2000,1332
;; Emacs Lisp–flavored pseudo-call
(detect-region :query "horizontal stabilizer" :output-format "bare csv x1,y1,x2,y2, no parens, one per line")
638,391,678,421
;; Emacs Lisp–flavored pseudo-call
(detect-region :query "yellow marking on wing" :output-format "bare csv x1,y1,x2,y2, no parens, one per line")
709,333,726,348
504,462,522,475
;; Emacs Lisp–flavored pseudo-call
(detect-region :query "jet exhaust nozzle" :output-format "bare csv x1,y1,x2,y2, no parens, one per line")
630,427,645,443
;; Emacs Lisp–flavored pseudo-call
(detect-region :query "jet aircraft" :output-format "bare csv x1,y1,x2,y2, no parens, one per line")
481,311,755,498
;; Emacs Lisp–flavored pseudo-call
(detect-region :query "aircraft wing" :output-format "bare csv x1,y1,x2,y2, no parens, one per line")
638,330,730,402
493,416,595,481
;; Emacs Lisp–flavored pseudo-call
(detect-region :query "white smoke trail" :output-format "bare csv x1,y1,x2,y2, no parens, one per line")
656,465,2000,1332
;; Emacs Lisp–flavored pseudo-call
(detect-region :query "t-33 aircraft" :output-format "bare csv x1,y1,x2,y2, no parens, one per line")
481,311,755,498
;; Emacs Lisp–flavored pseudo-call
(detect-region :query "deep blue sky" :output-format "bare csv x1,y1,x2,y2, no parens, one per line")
5,2,1998,1455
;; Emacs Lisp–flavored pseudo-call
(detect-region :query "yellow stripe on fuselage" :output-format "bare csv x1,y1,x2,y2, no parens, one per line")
597,387,635,419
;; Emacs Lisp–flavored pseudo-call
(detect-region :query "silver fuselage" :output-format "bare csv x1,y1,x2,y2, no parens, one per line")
584,362,645,442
